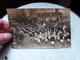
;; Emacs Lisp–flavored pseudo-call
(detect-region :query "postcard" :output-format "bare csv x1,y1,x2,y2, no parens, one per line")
7,8,71,49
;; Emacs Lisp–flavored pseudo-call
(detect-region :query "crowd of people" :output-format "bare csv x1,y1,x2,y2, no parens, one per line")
11,14,70,48
26,17,70,46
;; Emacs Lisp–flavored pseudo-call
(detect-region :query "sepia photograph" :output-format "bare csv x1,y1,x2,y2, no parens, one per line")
7,8,71,49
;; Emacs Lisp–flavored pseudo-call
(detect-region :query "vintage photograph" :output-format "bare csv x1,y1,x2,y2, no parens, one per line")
7,8,71,49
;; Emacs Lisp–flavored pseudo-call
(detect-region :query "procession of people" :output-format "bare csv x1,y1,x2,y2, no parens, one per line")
10,9,71,48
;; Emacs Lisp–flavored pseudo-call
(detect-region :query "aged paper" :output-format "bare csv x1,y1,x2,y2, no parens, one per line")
7,9,71,49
